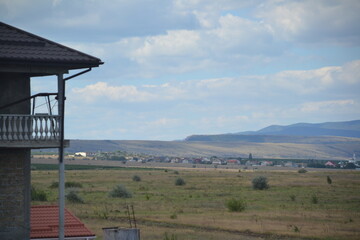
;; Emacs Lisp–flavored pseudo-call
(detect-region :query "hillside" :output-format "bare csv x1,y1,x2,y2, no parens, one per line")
65,136,360,160
58,120,360,160
238,120,360,138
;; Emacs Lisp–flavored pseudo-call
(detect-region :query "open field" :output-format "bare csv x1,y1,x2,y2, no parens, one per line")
31,166,360,240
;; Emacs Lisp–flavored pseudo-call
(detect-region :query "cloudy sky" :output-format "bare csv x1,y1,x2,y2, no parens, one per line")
1,0,360,140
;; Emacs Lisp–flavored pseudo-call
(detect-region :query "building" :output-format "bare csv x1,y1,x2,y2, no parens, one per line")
0,22,102,239
31,205,96,240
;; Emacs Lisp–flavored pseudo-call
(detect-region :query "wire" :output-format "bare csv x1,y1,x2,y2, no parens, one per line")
33,98,56,110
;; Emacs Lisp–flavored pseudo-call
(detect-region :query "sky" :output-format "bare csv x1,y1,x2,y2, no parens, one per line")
1,0,360,140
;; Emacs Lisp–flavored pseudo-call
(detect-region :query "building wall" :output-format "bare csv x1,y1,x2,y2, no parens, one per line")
0,73,31,240
0,149,30,240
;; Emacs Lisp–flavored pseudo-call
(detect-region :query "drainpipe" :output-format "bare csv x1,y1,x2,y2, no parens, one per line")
57,73,66,240
57,68,92,240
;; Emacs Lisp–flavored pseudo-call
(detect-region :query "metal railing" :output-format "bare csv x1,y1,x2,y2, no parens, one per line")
0,114,60,141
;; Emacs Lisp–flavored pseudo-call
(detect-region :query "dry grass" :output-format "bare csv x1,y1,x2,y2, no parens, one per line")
31,167,360,240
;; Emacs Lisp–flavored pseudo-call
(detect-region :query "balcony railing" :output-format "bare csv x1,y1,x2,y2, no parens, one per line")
0,114,66,148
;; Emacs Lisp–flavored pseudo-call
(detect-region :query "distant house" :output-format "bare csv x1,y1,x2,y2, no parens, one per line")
212,159,222,165
284,161,297,167
75,152,87,157
227,159,240,164
325,161,336,168
31,205,96,240
245,160,258,166
260,161,273,166
193,158,202,164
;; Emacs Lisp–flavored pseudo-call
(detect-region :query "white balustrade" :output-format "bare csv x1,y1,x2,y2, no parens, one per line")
0,114,60,141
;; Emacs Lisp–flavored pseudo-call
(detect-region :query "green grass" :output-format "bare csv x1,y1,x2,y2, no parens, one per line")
31,163,163,171
31,167,360,240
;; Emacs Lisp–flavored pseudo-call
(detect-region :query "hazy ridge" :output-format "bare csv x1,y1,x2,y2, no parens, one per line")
63,120,360,160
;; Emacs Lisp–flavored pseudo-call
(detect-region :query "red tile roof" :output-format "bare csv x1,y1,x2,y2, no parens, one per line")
31,205,96,239
0,22,103,69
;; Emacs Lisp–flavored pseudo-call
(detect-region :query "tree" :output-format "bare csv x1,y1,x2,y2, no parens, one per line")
252,176,269,190
249,153,253,160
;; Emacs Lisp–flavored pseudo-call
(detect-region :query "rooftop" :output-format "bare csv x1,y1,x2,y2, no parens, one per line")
31,205,96,239
0,21,103,71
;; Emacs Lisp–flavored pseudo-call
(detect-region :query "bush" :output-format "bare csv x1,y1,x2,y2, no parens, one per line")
327,176,332,184
252,176,269,190
290,194,296,201
49,181,59,188
298,168,307,173
66,190,84,204
109,184,132,198
49,181,82,188
65,181,83,188
31,185,47,201
132,175,141,182
226,198,246,212
311,194,318,204
175,177,186,186
163,232,177,240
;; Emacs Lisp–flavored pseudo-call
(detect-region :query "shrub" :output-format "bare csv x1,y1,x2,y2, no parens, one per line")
226,198,246,212
132,175,141,182
163,232,177,240
290,194,296,201
65,181,83,188
327,176,332,184
31,185,47,201
175,177,186,186
66,190,84,204
298,168,307,173
252,176,269,190
49,181,82,188
173,170,179,175
311,194,318,204
49,181,59,188
109,184,132,198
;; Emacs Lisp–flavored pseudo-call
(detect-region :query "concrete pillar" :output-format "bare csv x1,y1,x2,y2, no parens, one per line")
0,73,31,239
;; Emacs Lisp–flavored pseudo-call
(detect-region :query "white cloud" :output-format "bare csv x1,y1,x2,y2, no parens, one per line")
335,60,360,84
300,100,355,113
72,82,155,102
131,30,202,63
272,66,340,94
71,59,360,106
146,118,180,128
257,0,360,45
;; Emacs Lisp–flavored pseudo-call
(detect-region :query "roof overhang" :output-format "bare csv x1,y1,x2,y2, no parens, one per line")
0,61,103,77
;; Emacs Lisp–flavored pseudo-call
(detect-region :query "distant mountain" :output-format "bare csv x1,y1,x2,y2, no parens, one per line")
185,120,360,141
40,120,359,160
245,120,360,138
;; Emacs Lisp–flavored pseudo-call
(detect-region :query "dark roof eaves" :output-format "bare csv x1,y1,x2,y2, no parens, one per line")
0,58,103,69
0,21,103,64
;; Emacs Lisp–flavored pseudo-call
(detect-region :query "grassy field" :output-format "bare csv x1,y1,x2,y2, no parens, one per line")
31,166,360,240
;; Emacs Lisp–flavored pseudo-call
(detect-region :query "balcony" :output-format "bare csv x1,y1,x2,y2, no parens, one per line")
0,114,69,148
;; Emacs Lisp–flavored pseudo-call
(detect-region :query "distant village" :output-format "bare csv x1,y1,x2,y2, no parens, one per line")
33,150,359,169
